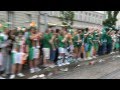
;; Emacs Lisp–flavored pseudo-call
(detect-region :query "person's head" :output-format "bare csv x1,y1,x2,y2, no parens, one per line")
78,29,82,34
74,31,78,35
48,28,52,33
85,28,89,32
59,29,63,35
56,29,60,33
50,29,54,33
30,27,36,34
18,32,23,38
45,29,49,33
88,32,92,36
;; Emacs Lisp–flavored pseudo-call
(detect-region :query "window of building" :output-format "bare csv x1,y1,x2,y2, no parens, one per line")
89,13,91,16
92,18,95,23
84,16,87,21
88,17,90,22
79,15,82,21
75,12,79,20
96,15,98,18
26,14,32,22
85,12,88,15
90,17,92,22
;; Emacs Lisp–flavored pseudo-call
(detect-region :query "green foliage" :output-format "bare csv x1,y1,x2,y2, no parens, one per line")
59,11,75,27
103,11,119,29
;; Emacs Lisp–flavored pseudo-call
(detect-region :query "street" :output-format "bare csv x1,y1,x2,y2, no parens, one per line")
45,54,120,79
19,53,120,79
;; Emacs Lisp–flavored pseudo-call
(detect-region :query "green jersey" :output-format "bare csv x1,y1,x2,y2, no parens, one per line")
0,34,4,43
73,35,79,47
106,35,112,44
87,35,93,45
26,32,32,48
58,35,66,48
42,33,51,48
100,31,107,43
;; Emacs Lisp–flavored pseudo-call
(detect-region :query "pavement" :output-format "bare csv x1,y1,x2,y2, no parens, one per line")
6,52,120,79
48,54,120,79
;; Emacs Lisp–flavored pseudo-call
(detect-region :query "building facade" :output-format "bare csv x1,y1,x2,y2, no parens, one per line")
0,11,105,32
40,11,105,32
0,11,39,29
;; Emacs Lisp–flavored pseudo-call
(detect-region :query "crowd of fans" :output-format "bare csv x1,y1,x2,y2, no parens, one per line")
0,24,120,79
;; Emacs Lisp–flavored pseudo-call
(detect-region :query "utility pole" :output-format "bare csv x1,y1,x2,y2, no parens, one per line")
44,12,48,31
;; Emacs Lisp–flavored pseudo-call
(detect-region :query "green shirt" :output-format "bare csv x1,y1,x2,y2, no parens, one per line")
42,33,51,48
100,32,107,43
26,32,32,48
73,35,78,47
0,34,4,43
58,35,66,48
87,35,93,45
80,33,84,40
49,33,53,39
107,35,112,44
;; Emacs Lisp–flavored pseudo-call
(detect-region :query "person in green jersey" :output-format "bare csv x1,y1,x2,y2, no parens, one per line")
57,29,68,66
27,27,41,73
73,30,81,60
0,28,6,79
99,28,107,55
10,31,26,79
92,29,99,58
85,30,94,60
42,29,52,67
80,29,87,60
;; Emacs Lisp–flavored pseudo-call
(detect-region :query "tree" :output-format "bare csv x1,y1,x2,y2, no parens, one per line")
59,11,75,28
103,11,119,29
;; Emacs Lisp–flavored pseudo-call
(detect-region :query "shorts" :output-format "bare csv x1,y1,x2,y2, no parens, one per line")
58,47,66,54
73,47,79,54
34,48,40,59
12,51,24,64
29,47,40,60
69,45,74,52
28,47,34,60
42,48,50,59
84,43,89,52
